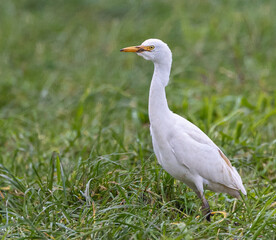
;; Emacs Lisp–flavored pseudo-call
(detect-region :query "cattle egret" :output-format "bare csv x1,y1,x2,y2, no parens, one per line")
120,39,246,221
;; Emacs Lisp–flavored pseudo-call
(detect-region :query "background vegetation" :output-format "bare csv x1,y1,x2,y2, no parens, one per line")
0,0,275,239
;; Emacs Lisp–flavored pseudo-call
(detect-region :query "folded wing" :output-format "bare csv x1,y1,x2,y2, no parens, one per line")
170,114,246,195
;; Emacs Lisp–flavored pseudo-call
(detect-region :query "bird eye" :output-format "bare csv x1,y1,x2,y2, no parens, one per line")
149,45,155,50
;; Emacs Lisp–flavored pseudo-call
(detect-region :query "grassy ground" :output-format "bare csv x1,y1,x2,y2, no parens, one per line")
0,0,275,239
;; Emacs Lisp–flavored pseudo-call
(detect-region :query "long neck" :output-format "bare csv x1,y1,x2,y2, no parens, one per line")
148,62,172,124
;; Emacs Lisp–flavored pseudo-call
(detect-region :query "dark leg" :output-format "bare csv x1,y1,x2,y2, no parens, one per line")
195,191,212,221
201,195,212,221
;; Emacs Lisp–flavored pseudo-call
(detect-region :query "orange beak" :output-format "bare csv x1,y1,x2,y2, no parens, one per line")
120,45,151,53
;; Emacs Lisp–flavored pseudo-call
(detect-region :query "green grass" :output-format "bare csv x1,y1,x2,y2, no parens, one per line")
0,0,276,239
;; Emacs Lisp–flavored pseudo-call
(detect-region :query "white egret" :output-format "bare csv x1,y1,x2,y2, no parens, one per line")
120,39,246,221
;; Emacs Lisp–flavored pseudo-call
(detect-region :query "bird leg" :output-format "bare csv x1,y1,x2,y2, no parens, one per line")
201,195,212,221
196,191,212,221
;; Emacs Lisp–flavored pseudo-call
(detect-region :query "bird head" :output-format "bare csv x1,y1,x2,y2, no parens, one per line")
120,39,172,65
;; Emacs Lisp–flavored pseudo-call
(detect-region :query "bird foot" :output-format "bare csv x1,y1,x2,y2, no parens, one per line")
203,210,228,222
210,211,227,222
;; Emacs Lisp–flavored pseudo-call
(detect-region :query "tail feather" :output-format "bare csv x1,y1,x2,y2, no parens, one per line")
232,167,247,195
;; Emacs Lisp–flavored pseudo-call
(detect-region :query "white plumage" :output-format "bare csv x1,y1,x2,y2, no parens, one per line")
121,39,246,220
